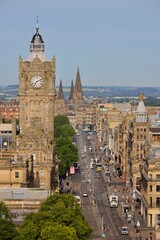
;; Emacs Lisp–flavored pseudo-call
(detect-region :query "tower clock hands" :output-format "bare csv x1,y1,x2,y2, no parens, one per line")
31,76,43,88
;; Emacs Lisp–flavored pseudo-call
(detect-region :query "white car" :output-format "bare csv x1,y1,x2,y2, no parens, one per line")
121,226,128,235
82,193,88,197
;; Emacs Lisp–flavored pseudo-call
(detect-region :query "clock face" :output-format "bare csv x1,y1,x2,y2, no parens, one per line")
31,76,43,88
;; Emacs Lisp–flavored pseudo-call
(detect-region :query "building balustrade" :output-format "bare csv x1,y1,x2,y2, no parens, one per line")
148,202,160,208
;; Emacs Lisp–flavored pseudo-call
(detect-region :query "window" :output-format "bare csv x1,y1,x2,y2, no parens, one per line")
149,197,152,207
15,172,19,178
137,128,139,132
149,185,152,192
156,186,160,192
156,197,160,207
40,170,44,176
156,175,160,180
149,174,152,180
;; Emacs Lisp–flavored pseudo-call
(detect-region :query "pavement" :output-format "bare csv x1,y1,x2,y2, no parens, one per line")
93,132,156,240
100,155,156,240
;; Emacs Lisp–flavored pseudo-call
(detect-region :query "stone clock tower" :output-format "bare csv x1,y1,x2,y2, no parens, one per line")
18,23,56,190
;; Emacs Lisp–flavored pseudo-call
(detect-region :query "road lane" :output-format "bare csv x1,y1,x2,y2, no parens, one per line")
72,131,132,240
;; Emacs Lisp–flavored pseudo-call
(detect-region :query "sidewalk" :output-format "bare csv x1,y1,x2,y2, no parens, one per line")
102,161,156,240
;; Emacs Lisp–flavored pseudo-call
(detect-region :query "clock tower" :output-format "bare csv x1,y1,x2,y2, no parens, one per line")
18,22,56,190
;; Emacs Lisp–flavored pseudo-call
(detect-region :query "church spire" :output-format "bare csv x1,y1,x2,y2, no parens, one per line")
57,79,65,100
74,67,83,102
68,80,74,101
75,67,82,92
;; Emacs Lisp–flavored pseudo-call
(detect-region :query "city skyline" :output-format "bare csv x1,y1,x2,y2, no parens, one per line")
0,0,160,87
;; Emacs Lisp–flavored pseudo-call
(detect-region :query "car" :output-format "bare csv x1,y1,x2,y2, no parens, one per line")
121,226,128,235
82,193,88,197
96,167,102,172
101,232,107,238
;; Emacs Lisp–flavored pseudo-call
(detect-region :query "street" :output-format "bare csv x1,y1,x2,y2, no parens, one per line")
71,131,132,240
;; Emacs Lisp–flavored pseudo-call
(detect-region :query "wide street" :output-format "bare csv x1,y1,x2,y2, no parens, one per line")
70,131,132,240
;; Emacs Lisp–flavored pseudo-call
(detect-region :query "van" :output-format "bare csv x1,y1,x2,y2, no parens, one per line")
121,226,128,235
109,195,118,207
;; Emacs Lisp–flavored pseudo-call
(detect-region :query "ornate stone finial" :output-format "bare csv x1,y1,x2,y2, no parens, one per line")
139,92,144,101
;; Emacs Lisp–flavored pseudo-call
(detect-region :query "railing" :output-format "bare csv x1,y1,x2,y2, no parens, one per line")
148,202,160,208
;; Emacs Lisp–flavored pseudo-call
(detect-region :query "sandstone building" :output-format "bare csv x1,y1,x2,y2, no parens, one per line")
0,22,58,191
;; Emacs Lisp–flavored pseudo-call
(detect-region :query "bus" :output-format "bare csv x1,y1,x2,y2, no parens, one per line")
70,166,75,175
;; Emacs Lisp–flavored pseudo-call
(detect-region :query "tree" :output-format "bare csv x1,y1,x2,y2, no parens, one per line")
55,136,78,173
40,222,78,240
59,160,67,176
55,124,75,139
54,115,78,176
54,115,70,129
0,202,18,240
17,194,92,240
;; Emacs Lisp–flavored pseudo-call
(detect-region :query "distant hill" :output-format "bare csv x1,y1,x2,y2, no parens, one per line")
0,84,160,100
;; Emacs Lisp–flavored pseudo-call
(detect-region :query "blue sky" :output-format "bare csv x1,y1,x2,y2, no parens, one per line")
0,0,160,87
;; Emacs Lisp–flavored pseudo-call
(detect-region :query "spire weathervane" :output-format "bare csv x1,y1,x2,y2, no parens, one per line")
36,13,39,32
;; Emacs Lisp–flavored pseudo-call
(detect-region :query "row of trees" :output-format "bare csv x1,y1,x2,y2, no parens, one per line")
0,194,92,240
54,115,79,177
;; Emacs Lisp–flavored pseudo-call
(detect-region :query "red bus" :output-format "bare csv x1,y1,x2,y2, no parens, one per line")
70,166,75,175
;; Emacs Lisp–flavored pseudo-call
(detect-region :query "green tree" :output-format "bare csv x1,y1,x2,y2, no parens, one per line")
17,194,92,240
40,222,78,240
54,115,78,176
59,160,66,176
54,115,70,129
55,124,75,139
0,202,18,240
55,136,78,172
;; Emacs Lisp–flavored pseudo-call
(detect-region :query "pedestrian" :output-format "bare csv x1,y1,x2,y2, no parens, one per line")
149,232,152,240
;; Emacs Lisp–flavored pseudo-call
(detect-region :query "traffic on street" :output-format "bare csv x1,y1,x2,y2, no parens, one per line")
70,130,133,240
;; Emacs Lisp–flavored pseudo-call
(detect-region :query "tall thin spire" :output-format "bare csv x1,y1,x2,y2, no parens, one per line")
36,13,39,31
74,67,83,101
57,79,65,100
68,80,74,101
75,67,82,92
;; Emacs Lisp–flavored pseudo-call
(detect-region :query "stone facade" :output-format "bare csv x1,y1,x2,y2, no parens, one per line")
17,24,56,190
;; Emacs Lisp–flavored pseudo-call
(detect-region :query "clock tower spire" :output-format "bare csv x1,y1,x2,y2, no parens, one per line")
29,16,47,62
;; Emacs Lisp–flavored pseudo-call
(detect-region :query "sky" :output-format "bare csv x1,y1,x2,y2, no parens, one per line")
0,0,160,87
